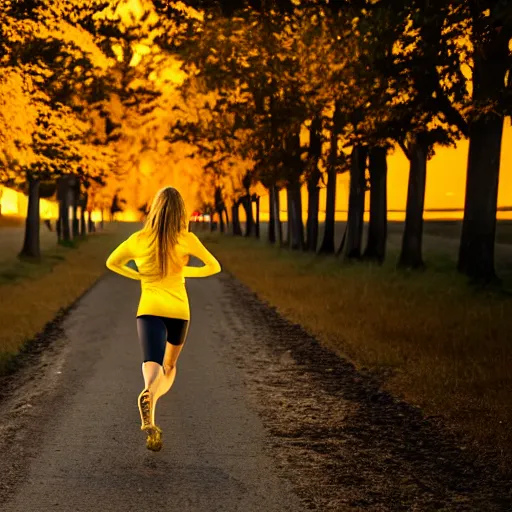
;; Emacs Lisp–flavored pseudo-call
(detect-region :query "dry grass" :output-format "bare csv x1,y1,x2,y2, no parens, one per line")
0,225,131,374
0,214,25,228
203,233,512,466
0,216,59,265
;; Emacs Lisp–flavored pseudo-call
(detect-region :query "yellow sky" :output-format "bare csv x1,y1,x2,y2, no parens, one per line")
384,119,512,219
112,120,512,224
265,120,512,223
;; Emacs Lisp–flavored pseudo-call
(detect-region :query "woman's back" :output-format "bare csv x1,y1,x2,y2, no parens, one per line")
106,227,221,320
131,229,190,286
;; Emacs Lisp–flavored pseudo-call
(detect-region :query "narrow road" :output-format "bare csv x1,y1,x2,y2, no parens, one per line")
0,270,303,512
1,251,511,511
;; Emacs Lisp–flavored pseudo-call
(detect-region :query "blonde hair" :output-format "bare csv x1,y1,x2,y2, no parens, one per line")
141,186,188,278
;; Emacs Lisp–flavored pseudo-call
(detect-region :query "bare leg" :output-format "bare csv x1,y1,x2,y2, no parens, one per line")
155,320,189,402
138,362,164,451
164,341,185,374
142,361,164,392
153,343,185,402
154,365,176,401
140,362,164,426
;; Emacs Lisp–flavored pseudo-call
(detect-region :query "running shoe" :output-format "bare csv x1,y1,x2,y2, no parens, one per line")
142,424,163,452
138,388,152,429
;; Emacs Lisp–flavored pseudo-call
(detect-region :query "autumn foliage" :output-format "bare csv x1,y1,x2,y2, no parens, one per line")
0,0,511,281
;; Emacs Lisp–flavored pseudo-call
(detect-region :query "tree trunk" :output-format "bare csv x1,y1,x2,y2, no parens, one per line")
231,205,236,235
319,104,340,254
336,223,349,257
268,186,276,244
364,147,388,263
242,194,254,237
58,177,71,243
289,185,298,249
80,193,88,237
306,182,320,252
100,209,104,230
60,197,71,242
72,203,79,238
80,207,87,237
306,115,322,252
399,138,428,269
231,202,242,236
458,113,504,281
255,196,260,239
457,15,508,280
56,211,61,241
87,211,95,233
288,181,304,250
223,207,230,230
318,161,337,254
19,174,41,259
218,209,225,233
274,186,283,246
72,184,79,238
344,145,368,259
286,186,292,247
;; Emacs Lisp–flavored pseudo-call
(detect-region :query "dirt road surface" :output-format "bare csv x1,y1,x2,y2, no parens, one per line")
0,258,511,511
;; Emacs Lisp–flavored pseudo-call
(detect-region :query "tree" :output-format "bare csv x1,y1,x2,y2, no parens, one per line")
1,0,117,256
337,0,469,268
305,116,323,251
363,146,388,262
392,1,469,269
318,101,345,254
327,3,396,260
458,1,512,281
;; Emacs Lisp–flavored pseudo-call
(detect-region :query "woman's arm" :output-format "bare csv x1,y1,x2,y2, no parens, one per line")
105,235,141,281
182,232,221,278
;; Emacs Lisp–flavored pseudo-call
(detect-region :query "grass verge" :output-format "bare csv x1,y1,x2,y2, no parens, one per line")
0,241,85,285
203,232,512,468
0,225,129,375
0,214,26,228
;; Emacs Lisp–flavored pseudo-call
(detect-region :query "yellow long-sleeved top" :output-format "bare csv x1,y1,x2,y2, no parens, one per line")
105,230,221,320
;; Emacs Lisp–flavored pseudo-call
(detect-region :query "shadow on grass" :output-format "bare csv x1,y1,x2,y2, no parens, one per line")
0,238,89,285
58,238,81,249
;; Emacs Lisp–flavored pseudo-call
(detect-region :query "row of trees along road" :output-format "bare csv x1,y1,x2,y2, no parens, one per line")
0,0,117,258
1,0,510,284
0,0,198,259
167,0,512,283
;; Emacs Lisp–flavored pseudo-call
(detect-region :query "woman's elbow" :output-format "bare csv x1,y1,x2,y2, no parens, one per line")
207,261,221,276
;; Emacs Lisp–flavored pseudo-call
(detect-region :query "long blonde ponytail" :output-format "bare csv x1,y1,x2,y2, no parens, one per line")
141,187,188,278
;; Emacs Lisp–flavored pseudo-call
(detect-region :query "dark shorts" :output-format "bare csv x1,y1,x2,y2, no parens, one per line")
136,315,189,365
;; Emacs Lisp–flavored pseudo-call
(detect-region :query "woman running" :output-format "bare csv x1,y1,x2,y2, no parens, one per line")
105,186,221,451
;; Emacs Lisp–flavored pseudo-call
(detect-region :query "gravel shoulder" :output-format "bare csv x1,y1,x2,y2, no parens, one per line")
213,272,512,511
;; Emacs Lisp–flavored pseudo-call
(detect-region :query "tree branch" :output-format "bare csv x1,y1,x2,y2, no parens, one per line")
396,138,411,161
